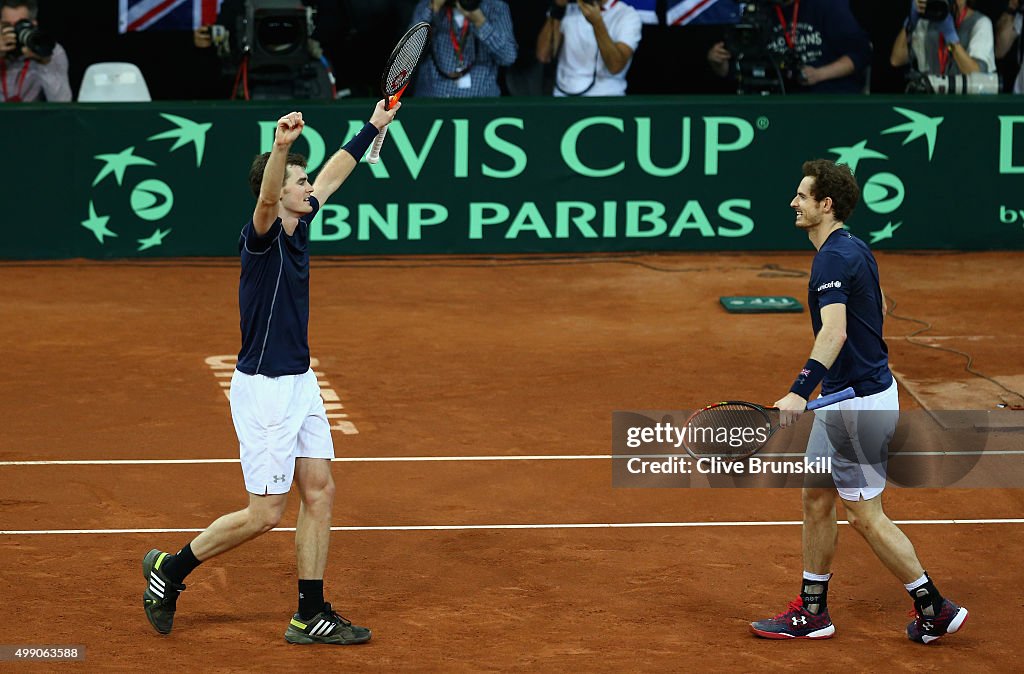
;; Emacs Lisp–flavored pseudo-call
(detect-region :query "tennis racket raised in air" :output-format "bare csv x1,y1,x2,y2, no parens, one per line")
366,21,432,165
681,387,856,461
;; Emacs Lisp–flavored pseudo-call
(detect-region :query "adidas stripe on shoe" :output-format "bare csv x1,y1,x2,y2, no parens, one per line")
284,603,371,645
142,549,185,635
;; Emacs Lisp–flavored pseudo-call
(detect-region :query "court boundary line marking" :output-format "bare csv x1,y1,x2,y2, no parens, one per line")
2,519,1023,535
2,450,1022,466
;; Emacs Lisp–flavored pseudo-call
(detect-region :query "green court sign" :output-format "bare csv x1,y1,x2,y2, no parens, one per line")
1,97,1021,259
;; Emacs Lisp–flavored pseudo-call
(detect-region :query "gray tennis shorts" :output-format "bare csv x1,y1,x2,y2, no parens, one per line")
805,379,899,501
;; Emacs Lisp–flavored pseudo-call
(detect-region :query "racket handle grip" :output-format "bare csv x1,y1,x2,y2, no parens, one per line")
806,386,856,411
367,125,389,164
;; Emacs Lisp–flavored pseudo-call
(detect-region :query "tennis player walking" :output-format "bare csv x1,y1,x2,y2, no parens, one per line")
141,100,398,644
750,159,968,644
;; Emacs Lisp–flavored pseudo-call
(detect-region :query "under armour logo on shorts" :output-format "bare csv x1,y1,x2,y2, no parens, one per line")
273,474,286,483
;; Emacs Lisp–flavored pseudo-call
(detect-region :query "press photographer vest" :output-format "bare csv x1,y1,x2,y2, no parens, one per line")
910,13,994,76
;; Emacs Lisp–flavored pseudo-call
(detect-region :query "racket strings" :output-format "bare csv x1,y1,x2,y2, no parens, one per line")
385,27,430,95
684,404,770,458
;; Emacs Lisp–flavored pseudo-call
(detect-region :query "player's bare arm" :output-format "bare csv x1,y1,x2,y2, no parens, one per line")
311,100,399,205
253,112,305,235
775,303,847,426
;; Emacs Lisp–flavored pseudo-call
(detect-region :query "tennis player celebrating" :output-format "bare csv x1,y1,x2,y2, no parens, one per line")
141,100,398,644
749,160,968,644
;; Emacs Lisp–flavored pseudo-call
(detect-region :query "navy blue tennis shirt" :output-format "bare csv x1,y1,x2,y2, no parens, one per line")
809,229,893,397
236,196,320,377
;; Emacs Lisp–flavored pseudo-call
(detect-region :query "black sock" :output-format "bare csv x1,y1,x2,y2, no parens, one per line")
801,576,830,616
908,572,944,618
161,543,202,585
298,579,325,620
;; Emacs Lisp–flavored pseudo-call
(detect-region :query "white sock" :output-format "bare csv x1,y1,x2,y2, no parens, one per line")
803,571,832,582
904,573,929,592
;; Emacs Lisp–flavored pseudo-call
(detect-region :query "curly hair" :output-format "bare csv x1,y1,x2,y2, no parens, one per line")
248,152,307,198
801,159,860,223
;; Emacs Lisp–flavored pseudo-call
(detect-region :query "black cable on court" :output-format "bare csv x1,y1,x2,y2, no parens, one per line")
5,254,1018,404
0,253,807,277
884,293,1024,408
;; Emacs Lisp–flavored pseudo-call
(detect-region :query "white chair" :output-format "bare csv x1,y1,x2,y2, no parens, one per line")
78,62,152,102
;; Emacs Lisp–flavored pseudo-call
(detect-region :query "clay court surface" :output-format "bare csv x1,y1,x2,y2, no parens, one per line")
1,251,1022,672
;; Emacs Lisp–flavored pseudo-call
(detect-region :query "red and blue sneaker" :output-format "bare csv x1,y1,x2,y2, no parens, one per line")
907,599,968,644
750,597,835,639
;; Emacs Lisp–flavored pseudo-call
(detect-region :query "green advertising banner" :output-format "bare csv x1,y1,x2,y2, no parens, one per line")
2,96,1022,259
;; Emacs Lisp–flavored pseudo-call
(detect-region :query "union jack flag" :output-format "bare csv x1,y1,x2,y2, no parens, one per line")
118,0,222,34
621,0,740,25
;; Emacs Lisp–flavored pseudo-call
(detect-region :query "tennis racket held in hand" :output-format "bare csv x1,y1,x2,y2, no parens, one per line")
681,387,856,461
367,21,432,165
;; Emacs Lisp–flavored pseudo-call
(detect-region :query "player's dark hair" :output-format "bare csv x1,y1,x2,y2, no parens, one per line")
248,152,307,198
801,159,860,223
2,0,39,18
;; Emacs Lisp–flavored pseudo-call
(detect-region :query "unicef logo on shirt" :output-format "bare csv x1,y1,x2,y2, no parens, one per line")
79,114,212,253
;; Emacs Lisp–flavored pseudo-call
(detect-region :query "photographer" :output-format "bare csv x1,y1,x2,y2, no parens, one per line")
409,0,517,98
706,0,871,94
536,0,642,97
996,0,1022,92
1,0,70,102
890,0,995,79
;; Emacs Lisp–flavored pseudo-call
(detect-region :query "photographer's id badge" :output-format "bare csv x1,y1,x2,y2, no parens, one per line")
457,73,472,89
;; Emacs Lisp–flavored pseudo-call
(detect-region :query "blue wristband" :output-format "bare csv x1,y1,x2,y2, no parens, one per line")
790,359,828,400
341,121,379,160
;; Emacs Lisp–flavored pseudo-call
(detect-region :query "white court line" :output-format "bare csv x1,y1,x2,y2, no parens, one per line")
2,519,1023,535
1,451,1022,466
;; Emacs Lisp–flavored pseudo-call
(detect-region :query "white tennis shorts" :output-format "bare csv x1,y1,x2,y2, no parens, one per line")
805,378,899,502
230,368,334,495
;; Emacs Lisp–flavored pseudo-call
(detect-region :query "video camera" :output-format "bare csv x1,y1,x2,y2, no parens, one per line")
209,0,332,99
724,0,805,95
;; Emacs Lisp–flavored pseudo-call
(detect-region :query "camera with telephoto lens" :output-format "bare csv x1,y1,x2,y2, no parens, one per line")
5,18,55,58
905,70,1000,94
447,0,482,11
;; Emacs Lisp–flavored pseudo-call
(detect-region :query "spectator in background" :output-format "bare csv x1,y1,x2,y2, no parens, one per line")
409,0,517,98
890,0,995,78
0,0,70,102
996,0,1023,92
537,0,642,96
706,0,871,94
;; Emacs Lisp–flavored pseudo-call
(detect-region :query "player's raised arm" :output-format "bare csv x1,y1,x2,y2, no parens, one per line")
311,100,400,205
253,112,305,235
